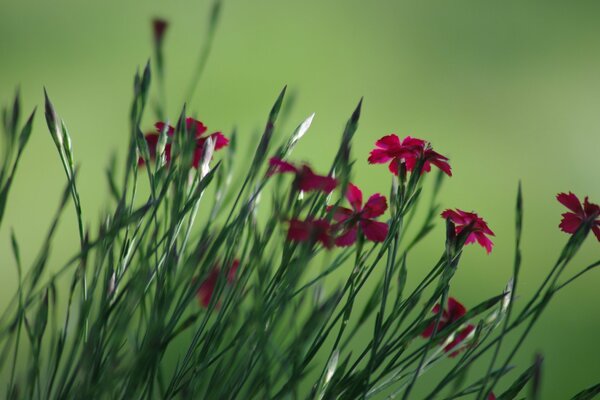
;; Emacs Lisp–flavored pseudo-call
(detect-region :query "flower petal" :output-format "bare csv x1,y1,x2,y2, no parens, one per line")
557,192,583,214
559,212,582,234
154,121,175,135
208,131,229,150
375,134,401,149
474,232,494,254
592,225,600,242
368,148,392,164
298,166,337,193
360,219,389,242
388,158,400,176
327,206,354,222
268,157,297,176
185,117,208,137
447,297,467,321
287,219,311,242
363,194,387,218
335,227,358,247
346,183,363,211
430,155,452,176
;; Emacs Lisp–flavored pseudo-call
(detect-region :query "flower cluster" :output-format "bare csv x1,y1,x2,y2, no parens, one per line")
368,134,451,176
139,117,229,169
282,134,497,254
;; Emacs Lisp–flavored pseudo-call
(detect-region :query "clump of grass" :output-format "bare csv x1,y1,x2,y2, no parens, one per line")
0,3,599,399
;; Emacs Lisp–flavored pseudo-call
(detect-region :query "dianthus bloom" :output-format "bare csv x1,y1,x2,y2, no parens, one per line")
287,218,334,249
368,134,451,176
268,157,337,193
327,183,389,246
138,118,228,168
441,209,495,253
422,297,475,357
556,192,600,241
196,260,239,308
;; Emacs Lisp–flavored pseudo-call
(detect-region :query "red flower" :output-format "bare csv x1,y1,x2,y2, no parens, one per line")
268,158,338,193
487,393,496,400
422,297,475,357
327,183,389,246
368,134,451,176
196,260,240,308
152,18,168,43
557,192,600,241
139,118,228,168
441,209,495,254
287,219,334,249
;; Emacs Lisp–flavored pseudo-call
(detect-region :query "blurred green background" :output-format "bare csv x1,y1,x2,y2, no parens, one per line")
1,0,599,398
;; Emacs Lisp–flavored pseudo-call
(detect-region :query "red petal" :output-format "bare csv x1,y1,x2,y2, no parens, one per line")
227,260,240,283
327,206,354,222
401,136,426,148
559,212,581,234
474,232,494,254
346,183,363,211
138,133,159,165
363,194,387,218
208,131,229,150
592,225,600,242
335,227,358,247
404,155,418,172
185,117,208,137
360,219,389,242
368,149,392,164
388,158,400,176
268,157,297,176
557,192,583,214
197,269,219,307
298,167,337,193
447,297,467,321
154,121,175,135
287,219,311,242
375,134,401,149
430,157,452,176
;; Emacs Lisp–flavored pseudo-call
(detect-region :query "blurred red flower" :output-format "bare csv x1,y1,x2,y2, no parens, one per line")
197,260,240,308
139,118,228,168
268,157,337,193
441,209,495,253
422,297,475,358
287,218,334,249
368,134,451,176
327,182,389,246
557,192,600,241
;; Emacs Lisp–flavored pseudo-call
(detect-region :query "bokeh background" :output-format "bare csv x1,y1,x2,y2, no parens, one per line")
1,0,599,398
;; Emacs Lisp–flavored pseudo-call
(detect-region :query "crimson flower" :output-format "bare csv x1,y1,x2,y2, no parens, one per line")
196,260,239,308
488,393,496,400
422,297,475,357
268,157,337,193
441,209,495,254
139,118,228,168
368,134,451,176
287,219,334,249
327,183,389,246
557,192,600,241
